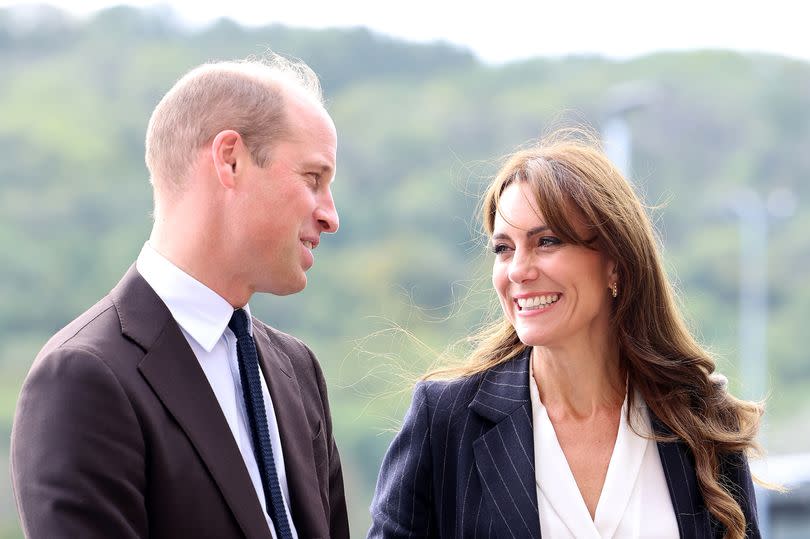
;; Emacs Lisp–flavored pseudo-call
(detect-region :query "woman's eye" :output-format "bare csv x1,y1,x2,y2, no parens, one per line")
538,236,562,248
491,244,512,255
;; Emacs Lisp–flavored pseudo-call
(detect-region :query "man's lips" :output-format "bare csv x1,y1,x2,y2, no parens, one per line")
300,237,319,250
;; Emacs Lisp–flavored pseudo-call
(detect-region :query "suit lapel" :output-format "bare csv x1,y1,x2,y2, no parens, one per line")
253,324,329,539
653,418,713,539
112,266,271,539
461,345,715,539
470,350,541,538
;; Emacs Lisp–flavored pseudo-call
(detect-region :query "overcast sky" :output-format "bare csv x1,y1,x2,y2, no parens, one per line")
1,0,807,64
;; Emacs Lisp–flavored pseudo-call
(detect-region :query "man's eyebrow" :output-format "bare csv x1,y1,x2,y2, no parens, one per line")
302,161,336,183
491,225,550,241
304,161,333,174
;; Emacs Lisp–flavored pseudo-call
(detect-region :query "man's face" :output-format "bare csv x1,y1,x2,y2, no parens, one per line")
231,94,338,296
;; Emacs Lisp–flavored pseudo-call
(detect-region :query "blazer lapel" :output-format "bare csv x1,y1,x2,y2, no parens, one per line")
253,324,329,539
653,418,713,539
112,266,271,539
470,350,542,539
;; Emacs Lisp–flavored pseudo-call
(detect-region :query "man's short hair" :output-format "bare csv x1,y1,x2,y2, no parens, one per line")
145,54,323,192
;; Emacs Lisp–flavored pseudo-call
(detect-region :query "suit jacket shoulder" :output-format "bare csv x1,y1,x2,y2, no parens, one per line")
369,351,538,538
12,266,349,539
370,350,760,539
12,286,154,538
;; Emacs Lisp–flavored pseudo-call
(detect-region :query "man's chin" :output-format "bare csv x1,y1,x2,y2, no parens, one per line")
264,275,307,296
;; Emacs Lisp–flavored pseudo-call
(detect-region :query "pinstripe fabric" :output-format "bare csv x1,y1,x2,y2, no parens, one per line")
368,349,760,539
653,419,761,539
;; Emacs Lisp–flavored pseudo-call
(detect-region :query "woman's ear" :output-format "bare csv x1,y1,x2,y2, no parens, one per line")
607,259,619,297
607,258,619,281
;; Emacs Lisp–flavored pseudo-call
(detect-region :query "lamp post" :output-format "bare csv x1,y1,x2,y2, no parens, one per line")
728,189,769,404
728,188,770,537
727,186,796,539
600,80,659,177
602,115,632,177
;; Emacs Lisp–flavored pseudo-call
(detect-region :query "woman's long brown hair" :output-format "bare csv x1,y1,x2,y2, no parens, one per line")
426,129,762,539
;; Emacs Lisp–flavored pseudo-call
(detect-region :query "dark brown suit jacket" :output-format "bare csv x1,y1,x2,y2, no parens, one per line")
11,266,349,538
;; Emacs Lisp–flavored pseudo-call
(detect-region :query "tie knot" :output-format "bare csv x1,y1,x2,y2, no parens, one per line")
229,308,250,338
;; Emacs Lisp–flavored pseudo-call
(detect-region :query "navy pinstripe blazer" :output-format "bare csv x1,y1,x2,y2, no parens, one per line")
368,349,759,538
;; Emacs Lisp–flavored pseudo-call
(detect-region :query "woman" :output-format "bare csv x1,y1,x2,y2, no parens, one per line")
368,130,762,539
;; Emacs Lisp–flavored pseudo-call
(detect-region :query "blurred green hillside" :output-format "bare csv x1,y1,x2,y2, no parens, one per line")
1,4,808,537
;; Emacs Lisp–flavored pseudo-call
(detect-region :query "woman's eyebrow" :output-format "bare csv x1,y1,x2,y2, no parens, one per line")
525,225,551,237
492,225,550,242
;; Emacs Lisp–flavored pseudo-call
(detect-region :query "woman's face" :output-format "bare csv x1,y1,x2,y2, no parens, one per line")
491,181,616,349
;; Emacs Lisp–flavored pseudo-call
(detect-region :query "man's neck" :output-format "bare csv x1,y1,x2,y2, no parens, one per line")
148,229,251,309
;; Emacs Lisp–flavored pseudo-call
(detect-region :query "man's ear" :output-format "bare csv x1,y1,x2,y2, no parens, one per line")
211,130,242,188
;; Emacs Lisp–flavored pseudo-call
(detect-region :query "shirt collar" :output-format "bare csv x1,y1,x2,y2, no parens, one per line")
136,242,252,352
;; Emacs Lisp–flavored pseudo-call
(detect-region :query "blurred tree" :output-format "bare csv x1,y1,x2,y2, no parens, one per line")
1,5,808,536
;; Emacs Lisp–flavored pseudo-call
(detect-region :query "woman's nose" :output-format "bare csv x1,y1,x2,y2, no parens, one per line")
507,250,539,284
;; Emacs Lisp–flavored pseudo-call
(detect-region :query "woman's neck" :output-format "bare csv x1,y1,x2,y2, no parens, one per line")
531,341,624,421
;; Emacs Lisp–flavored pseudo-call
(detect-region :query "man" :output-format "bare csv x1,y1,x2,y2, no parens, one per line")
11,55,349,539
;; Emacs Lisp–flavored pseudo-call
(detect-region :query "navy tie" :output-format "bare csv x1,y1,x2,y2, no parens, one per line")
229,308,293,539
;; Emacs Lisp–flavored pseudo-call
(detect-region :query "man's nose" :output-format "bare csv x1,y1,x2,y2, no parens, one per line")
316,188,339,233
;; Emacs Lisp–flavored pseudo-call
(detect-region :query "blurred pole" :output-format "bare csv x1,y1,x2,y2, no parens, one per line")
600,80,659,178
728,188,770,538
602,116,632,177
729,189,768,405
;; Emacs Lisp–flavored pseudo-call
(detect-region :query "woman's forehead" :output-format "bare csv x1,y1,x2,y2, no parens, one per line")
492,181,595,240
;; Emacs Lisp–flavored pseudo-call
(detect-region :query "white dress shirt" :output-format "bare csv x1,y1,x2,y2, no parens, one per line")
530,361,678,539
136,242,298,539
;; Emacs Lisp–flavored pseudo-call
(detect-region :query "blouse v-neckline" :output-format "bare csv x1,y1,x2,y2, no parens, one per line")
529,362,678,539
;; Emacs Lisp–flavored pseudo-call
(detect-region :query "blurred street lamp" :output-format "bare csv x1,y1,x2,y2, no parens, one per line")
600,82,797,535
729,189,769,406
726,186,796,539
600,80,660,177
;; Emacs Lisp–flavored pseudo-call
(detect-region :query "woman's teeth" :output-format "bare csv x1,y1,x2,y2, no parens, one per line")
517,294,559,311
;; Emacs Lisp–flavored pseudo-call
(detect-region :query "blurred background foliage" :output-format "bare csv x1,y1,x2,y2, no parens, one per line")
1,4,808,536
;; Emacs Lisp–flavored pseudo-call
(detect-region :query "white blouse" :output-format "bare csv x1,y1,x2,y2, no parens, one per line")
529,365,679,539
